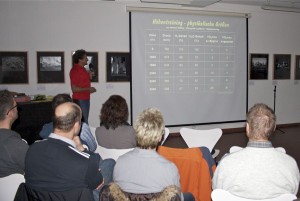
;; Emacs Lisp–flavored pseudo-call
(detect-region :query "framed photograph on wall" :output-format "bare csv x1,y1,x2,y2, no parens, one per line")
72,51,99,82
249,53,268,80
37,51,65,83
106,52,131,82
0,51,28,84
295,55,300,80
273,54,291,80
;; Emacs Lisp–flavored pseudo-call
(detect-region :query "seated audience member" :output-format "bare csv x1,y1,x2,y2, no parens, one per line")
113,108,195,201
25,102,103,200
39,93,97,152
212,103,300,199
95,95,136,149
0,90,29,177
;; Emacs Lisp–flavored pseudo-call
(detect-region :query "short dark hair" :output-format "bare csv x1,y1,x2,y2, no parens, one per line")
0,90,14,120
100,95,129,129
52,94,73,110
73,49,87,64
53,103,81,133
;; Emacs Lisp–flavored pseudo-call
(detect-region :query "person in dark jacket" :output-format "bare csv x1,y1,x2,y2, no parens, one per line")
25,102,103,200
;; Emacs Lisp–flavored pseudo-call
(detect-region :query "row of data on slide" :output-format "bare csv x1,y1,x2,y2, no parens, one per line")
146,68,234,77
146,31,235,46
146,76,233,85
146,83,234,93
145,45,234,55
145,52,234,62
146,61,234,69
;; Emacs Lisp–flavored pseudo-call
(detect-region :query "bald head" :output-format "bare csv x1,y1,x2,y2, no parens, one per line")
53,102,82,133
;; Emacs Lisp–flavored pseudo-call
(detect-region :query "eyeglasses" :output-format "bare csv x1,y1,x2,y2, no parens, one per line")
6,105,18,115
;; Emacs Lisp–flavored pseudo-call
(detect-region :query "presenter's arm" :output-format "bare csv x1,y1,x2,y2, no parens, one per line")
71,85,96,93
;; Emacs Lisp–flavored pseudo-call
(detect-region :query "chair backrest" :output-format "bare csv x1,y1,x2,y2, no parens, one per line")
161,127,170,145
0,173,25,201
96,145,133,161
229,146,286,154
211,189,297,201
180,128,222,152
99,182,181,201
158,146,215,201
14,183,94,201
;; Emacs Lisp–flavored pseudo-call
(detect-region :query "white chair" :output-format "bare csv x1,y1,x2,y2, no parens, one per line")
96,145,133,161
0,173,25,201
161,127,170,145
229,146,286,154
211,189,297,201
180,128,222,152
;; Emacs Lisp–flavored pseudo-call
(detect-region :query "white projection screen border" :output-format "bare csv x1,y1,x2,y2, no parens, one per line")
130,8,249,127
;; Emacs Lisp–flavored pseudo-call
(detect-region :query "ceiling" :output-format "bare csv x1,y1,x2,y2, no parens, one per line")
219,0,300,8
137,0,300,11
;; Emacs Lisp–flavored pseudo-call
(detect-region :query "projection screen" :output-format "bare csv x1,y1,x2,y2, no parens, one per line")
130,10,248,126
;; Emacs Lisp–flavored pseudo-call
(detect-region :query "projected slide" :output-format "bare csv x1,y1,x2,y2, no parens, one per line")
131,12,247,126
145,20,235,94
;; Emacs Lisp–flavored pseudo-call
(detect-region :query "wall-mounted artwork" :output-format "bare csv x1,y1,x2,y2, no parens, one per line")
249,53,268,80
273,54,291,80
37,51,65,83
106,52,131,82
295,55,300,80
72,51,99,82
0,51,28,84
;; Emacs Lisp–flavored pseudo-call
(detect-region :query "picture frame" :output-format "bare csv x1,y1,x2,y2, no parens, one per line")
0,51,28,84
37,51,65,83
249,53,269,80
295,55,300,80
106,52,131,82
273,54,291,80
72,51,99,82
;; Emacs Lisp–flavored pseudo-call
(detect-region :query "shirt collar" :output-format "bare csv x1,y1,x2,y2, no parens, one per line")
49,133,76,148
247,141,273,148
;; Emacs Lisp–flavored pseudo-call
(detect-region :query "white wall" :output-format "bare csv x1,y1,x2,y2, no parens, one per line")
0,1,300,132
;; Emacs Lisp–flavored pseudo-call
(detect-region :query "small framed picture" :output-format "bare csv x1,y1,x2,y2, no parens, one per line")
37,51,65,83
0,51,28,84
249,53,269,80
72,51,99,82
295,55,300,80
106,52,131,82
273,54,291,80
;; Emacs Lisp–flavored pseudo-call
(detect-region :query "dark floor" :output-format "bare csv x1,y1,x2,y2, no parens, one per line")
163,125,300,197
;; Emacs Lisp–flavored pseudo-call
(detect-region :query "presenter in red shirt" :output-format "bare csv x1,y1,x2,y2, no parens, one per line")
70,49,96,123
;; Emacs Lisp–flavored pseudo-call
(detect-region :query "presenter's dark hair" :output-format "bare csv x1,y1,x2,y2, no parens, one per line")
0,90,14,120
73,49,87,64
100,95,129,129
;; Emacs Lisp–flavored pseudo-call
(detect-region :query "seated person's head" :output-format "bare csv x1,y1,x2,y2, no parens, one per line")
53,102,82,137
52,94,73,110
134,108,164,149
100,95,129,129
0,90,15,121
246,103,276,141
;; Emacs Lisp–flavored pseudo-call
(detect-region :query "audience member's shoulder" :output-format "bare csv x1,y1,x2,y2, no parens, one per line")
0,129,28,144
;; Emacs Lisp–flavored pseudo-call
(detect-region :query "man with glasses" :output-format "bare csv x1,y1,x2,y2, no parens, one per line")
0,90,29,177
